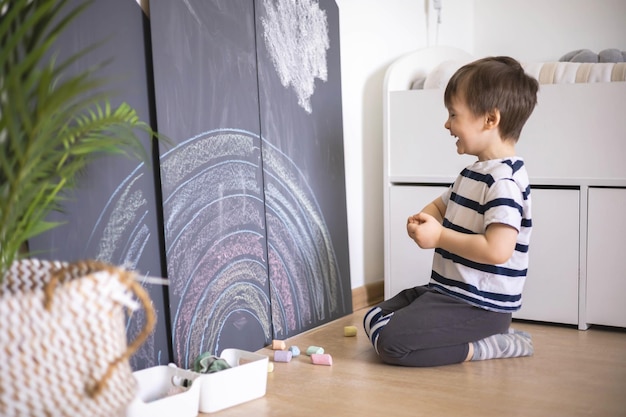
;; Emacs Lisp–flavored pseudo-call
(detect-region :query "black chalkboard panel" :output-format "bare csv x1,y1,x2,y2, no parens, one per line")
255,0,352,337
27,0,171,370
149,0,272,367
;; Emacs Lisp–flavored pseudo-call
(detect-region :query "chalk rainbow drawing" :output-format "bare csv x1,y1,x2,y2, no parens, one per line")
87,128,346,367
81,163,162,369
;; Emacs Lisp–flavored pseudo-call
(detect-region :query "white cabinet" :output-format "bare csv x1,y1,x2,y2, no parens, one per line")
387,186,447,298
513,189,579,324
385,185,626,328
586,188,626,327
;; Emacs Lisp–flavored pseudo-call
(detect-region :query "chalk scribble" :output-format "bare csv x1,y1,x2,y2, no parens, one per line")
261,0,329,113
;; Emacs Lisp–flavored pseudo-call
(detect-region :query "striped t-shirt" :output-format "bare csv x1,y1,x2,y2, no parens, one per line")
429,157,532,313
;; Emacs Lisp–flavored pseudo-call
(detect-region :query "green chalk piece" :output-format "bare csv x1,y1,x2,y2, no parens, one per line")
306,345,324,356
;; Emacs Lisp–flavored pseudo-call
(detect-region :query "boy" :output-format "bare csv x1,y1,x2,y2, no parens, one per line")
364,56,539,366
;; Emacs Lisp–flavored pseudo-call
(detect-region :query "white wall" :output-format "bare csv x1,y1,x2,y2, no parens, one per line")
474,0,626,62
336,0,473,290
338,0,626,290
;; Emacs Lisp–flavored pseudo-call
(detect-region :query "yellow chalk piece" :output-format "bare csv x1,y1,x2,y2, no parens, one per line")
272,339,287,350
344,325,358,337
267,362,275,373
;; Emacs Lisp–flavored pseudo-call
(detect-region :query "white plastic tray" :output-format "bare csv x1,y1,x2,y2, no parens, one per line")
126,365,200,417
126,349,268,416
197,348,269,413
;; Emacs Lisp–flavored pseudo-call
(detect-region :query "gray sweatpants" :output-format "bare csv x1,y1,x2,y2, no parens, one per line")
365,285,511,367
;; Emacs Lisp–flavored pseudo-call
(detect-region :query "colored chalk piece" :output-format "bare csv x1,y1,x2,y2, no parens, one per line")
267,362,274,373
288,346,301,357
272,339,286,350
310,353,333,366
306,346,324,356
344,325,358,337
274,350,293,363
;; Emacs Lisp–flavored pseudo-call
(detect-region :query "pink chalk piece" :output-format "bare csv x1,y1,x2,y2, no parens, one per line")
310,353,333,366
274,350,293,363
272,339,287,350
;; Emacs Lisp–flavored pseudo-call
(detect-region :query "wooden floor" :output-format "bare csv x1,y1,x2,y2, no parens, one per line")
203,308,626,417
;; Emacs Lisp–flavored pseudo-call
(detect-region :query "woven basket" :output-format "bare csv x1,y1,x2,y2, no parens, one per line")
0,259,156,417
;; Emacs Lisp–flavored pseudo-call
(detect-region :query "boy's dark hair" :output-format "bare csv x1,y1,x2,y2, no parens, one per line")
444,56,539,141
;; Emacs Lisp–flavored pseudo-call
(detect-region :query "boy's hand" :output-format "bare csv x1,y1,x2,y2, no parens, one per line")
407,212,442,249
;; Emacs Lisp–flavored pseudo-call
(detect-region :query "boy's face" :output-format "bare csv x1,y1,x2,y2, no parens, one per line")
444,93,497,161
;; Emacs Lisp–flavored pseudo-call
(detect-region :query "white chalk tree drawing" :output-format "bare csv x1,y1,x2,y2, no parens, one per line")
261,0,329,113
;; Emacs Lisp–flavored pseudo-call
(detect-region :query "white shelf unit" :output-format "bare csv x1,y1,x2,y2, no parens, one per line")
383,48,626,329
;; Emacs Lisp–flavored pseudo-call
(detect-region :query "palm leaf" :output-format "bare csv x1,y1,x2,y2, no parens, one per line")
0,0,163,279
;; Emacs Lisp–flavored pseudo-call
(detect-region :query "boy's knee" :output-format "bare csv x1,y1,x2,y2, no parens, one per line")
375,329,407,365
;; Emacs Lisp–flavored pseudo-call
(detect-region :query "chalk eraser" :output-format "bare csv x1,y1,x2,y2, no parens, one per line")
310,353,333,366
288,345,301,357
272,339,286,350
274,350,293,363
306,345,324,356
344,325,358,337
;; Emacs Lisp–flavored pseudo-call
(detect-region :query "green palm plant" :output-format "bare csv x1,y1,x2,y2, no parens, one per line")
0,0,159,280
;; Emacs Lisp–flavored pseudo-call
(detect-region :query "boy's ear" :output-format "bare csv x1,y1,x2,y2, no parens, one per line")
484,109,501,129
